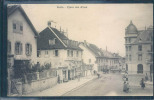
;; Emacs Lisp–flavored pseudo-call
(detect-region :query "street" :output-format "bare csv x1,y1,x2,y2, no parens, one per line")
63,73,153,96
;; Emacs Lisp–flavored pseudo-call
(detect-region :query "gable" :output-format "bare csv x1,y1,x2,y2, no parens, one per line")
8,5,38,37
37,27,66,50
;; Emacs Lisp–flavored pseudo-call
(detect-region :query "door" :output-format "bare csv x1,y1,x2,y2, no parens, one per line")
137,64,143,73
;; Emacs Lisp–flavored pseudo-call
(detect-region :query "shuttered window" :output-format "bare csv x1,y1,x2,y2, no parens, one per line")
15,42,22,55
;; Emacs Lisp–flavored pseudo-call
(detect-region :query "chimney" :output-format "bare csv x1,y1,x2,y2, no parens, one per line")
145,26,146,30
48,21,51,27
106,46,107,51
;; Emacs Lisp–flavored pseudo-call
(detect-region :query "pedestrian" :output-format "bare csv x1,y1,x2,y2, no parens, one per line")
97,73,100,78
123,81,127,92
58,75,60,84
126,82,130,93
145,73,148,82
140,78,145,89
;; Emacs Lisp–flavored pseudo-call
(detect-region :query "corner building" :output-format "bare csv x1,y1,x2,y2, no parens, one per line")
125,21,153,75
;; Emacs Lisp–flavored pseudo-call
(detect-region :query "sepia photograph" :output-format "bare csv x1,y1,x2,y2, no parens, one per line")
7,3,153,96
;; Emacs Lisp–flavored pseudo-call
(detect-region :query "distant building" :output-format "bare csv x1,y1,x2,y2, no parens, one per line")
125,21,153,74
37,22,83,81
79,41,123,73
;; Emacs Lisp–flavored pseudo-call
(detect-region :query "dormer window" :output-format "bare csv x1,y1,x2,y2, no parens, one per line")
49,38,56,45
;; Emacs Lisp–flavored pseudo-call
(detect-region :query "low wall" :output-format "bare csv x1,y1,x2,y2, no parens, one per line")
22,76,58,94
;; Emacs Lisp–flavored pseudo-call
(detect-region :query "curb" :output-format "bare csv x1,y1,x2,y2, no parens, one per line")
62,76,97,96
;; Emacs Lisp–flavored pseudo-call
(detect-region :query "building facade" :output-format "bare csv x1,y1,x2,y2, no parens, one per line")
7,5,38,95
125,21,153,75
7,5,38,75
37,22,83,82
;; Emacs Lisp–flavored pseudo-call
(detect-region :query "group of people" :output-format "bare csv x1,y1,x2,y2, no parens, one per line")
123,71,130,93
123,71,148,93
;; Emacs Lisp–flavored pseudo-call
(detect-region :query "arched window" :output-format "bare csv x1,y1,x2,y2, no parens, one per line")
137,64,143,74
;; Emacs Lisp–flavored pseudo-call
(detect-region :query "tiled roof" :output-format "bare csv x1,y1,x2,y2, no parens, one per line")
7,5,38,37
83,42,121,58
37,27,82,51
133,28,153,44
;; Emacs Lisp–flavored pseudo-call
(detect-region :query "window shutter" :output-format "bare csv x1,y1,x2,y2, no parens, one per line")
20,43,23,54
30,44,32,55
25,44,27,55
15,43,17,54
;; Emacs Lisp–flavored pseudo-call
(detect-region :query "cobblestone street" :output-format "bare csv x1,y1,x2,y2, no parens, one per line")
64,73,153,96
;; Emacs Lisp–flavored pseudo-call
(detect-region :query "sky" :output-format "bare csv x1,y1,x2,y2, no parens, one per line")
19,4,153,57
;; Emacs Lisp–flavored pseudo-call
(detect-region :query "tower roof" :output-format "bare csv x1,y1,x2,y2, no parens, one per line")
126,20,138,34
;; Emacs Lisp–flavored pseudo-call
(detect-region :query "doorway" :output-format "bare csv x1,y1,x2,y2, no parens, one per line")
137,64,143,74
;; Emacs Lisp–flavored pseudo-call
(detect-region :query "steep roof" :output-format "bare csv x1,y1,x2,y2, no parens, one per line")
133,27,153,44
37,27,82,51
82,41,121,59
8,5,38,37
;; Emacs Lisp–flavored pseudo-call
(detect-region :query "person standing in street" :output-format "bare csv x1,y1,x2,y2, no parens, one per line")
140,78,145,89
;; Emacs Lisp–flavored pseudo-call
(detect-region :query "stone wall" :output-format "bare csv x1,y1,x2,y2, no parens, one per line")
22,76,57,94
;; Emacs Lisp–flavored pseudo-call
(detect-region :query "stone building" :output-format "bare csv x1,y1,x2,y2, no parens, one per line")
37,22,83,82
125,21,153,75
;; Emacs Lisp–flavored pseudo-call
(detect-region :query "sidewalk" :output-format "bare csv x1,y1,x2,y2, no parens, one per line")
24,75,97,96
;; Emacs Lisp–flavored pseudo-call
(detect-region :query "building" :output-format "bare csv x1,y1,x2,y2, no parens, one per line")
7,5,38,75
125,21,153,75
7,5,38,95
79,41,123,73
37,22,83,82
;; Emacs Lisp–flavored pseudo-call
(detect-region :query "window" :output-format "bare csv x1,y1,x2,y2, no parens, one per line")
25,43,32,56
20,25,23,31
7,41,11,54
129,46,131,51
126,54,128,61
45,50,48,55
126,46,128,52
13,23,16,30
129,55,131,61
138,54,142,61
55,50,58,56
49,38,56,45
13,21,23,33
71,50,73,57
138,45,142,51
128,38,131,43
67,50,70,57
15,42,22,55
76,51,79,57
